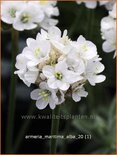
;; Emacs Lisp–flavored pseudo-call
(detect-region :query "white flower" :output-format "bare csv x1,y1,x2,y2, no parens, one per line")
71,35,97,60
72,87,88,102
102,32,116,55
1,1,25,24
100,0,115,10
40,18,58,30
85,57,106,86
38,1,59,29
31,82,60,109
109,3,116,19
66,56,85,74
14,54,39,87
15,26,106,110
13,3,44,31
101,3,116,57
43,60,83,91
1,1,59,31
22,38,50,67
76,1,97,9
76,0,115,10
39,1,59,17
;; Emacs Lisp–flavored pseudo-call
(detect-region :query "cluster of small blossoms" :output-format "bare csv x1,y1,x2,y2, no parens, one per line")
15,26,106,110
101,3,116,58
1,1,59,31
76,0,115,10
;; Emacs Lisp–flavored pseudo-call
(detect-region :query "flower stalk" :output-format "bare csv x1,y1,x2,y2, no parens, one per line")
6,28,19,153
50,105,61,154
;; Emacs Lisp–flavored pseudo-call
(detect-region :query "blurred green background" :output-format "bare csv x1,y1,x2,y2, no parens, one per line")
2,1,116,154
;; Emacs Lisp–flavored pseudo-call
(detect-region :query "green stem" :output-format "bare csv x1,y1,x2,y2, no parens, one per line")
50,105,61,154
13,104,35,153
6,28,19,153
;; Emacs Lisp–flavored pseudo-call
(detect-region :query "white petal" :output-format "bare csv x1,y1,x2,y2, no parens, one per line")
88,75,106,86
78,88,88,97
72,92,81,102
65,71,83,83
43,65,55,78
39,82,48,89
26,38,35,47
93,62,105,73
27,61,39,68
48,26,61,40
49,102,56,109
82,42,97,59
93,75,106,84
47,78,57,89
24,70,38,83
85,2,97,9
30,89,39,100
36,99,48,110
15,54,28,70
40,18,58,30
57,80,70,91
103,40,115,53
56,90,65,105
101,16,115,31
87,75,96,86
55,60,67,72
49,97,56,109
77,35,86,43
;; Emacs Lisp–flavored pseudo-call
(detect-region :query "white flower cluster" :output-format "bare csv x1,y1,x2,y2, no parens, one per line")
1,1,59,31
101,3,116,57
15,26,106,110
76,0,115,10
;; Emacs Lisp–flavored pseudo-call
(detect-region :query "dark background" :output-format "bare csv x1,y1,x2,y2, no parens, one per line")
1,1,116,154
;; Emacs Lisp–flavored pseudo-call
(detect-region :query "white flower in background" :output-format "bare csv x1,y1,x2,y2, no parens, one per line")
31,82,63,110
109,3,116,18
1,1,59,31
99,0,115,10
101,2,116,57
43,60,83,91
72,87,88,102
1,1,25,24
13,3,44,31
76,0,115,10
15,26,106,109
40,1,59,17
76,1,97,9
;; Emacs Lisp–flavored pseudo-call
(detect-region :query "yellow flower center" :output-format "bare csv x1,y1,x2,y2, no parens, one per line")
34,48,41,58
55,72,63,80
9,8,16,18
82,45,88,52
39,90,50,101
21,13,30,23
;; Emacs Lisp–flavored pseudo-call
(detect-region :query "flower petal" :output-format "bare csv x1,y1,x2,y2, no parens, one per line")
36,99,48,110
43,65,55,78
30,89,39,100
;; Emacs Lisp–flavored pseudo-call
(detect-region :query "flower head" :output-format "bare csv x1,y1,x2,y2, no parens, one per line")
15,26,106,110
